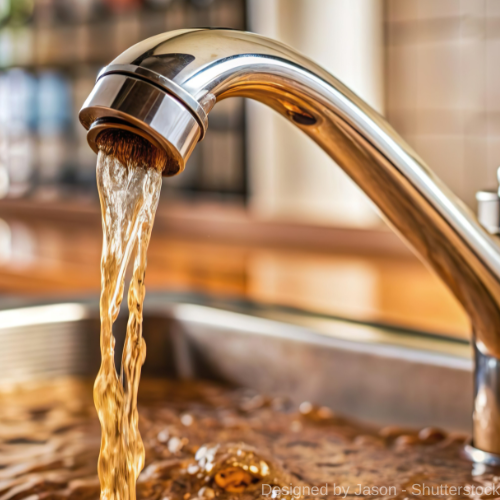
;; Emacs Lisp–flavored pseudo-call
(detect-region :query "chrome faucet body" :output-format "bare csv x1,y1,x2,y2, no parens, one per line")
80,28,500,459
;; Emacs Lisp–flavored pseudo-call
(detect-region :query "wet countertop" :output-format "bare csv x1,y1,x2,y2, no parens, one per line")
0,198,469,339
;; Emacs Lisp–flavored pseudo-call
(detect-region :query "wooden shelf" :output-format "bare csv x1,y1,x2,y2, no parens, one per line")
0,197,469,339
0,197,411,255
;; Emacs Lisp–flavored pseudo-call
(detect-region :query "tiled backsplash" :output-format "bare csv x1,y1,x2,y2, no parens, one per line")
386,0,500,208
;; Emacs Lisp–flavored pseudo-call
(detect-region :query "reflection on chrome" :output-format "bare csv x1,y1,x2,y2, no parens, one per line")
80,29,500,457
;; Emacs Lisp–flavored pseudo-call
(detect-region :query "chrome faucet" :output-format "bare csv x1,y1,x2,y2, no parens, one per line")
80,28,500,463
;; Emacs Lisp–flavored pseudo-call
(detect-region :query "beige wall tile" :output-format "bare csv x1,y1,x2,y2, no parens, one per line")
386,0,419,23
412,135,466,198
486,113,500,136
464,110,488,136
486,40,500,111
385,18,417,47
416,41,463,109
463,137,489,207
415,109,464,135
460,39,486,111
386,109,417,137
486,17,500,38
386,45,418,111
418,18,462,43
461,0,485,18
486,0,500,18
487,138,500,182
416,0,461,20
400,134,420,152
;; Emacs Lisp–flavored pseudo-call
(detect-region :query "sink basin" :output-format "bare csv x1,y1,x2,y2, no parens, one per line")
0,293,472,433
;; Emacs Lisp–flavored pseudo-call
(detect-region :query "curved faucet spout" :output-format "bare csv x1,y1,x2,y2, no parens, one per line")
80,28,500,455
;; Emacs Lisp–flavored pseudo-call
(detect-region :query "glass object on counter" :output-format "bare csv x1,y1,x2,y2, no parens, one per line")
0,67,75,198
0,68,37,197
37,70,72,194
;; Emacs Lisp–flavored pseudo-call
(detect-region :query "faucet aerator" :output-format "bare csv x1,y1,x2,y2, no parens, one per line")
79,73,202,176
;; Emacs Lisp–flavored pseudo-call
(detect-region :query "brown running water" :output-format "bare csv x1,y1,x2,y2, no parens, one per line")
94,131,165,500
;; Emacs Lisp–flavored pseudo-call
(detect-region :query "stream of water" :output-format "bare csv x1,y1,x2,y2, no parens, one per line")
94,131,163,500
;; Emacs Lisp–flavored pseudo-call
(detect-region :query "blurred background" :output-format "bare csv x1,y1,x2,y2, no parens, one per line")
0,0,247,201
0,0,495,339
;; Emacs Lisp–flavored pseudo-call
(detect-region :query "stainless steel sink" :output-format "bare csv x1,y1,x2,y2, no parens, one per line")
0,294,472,433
